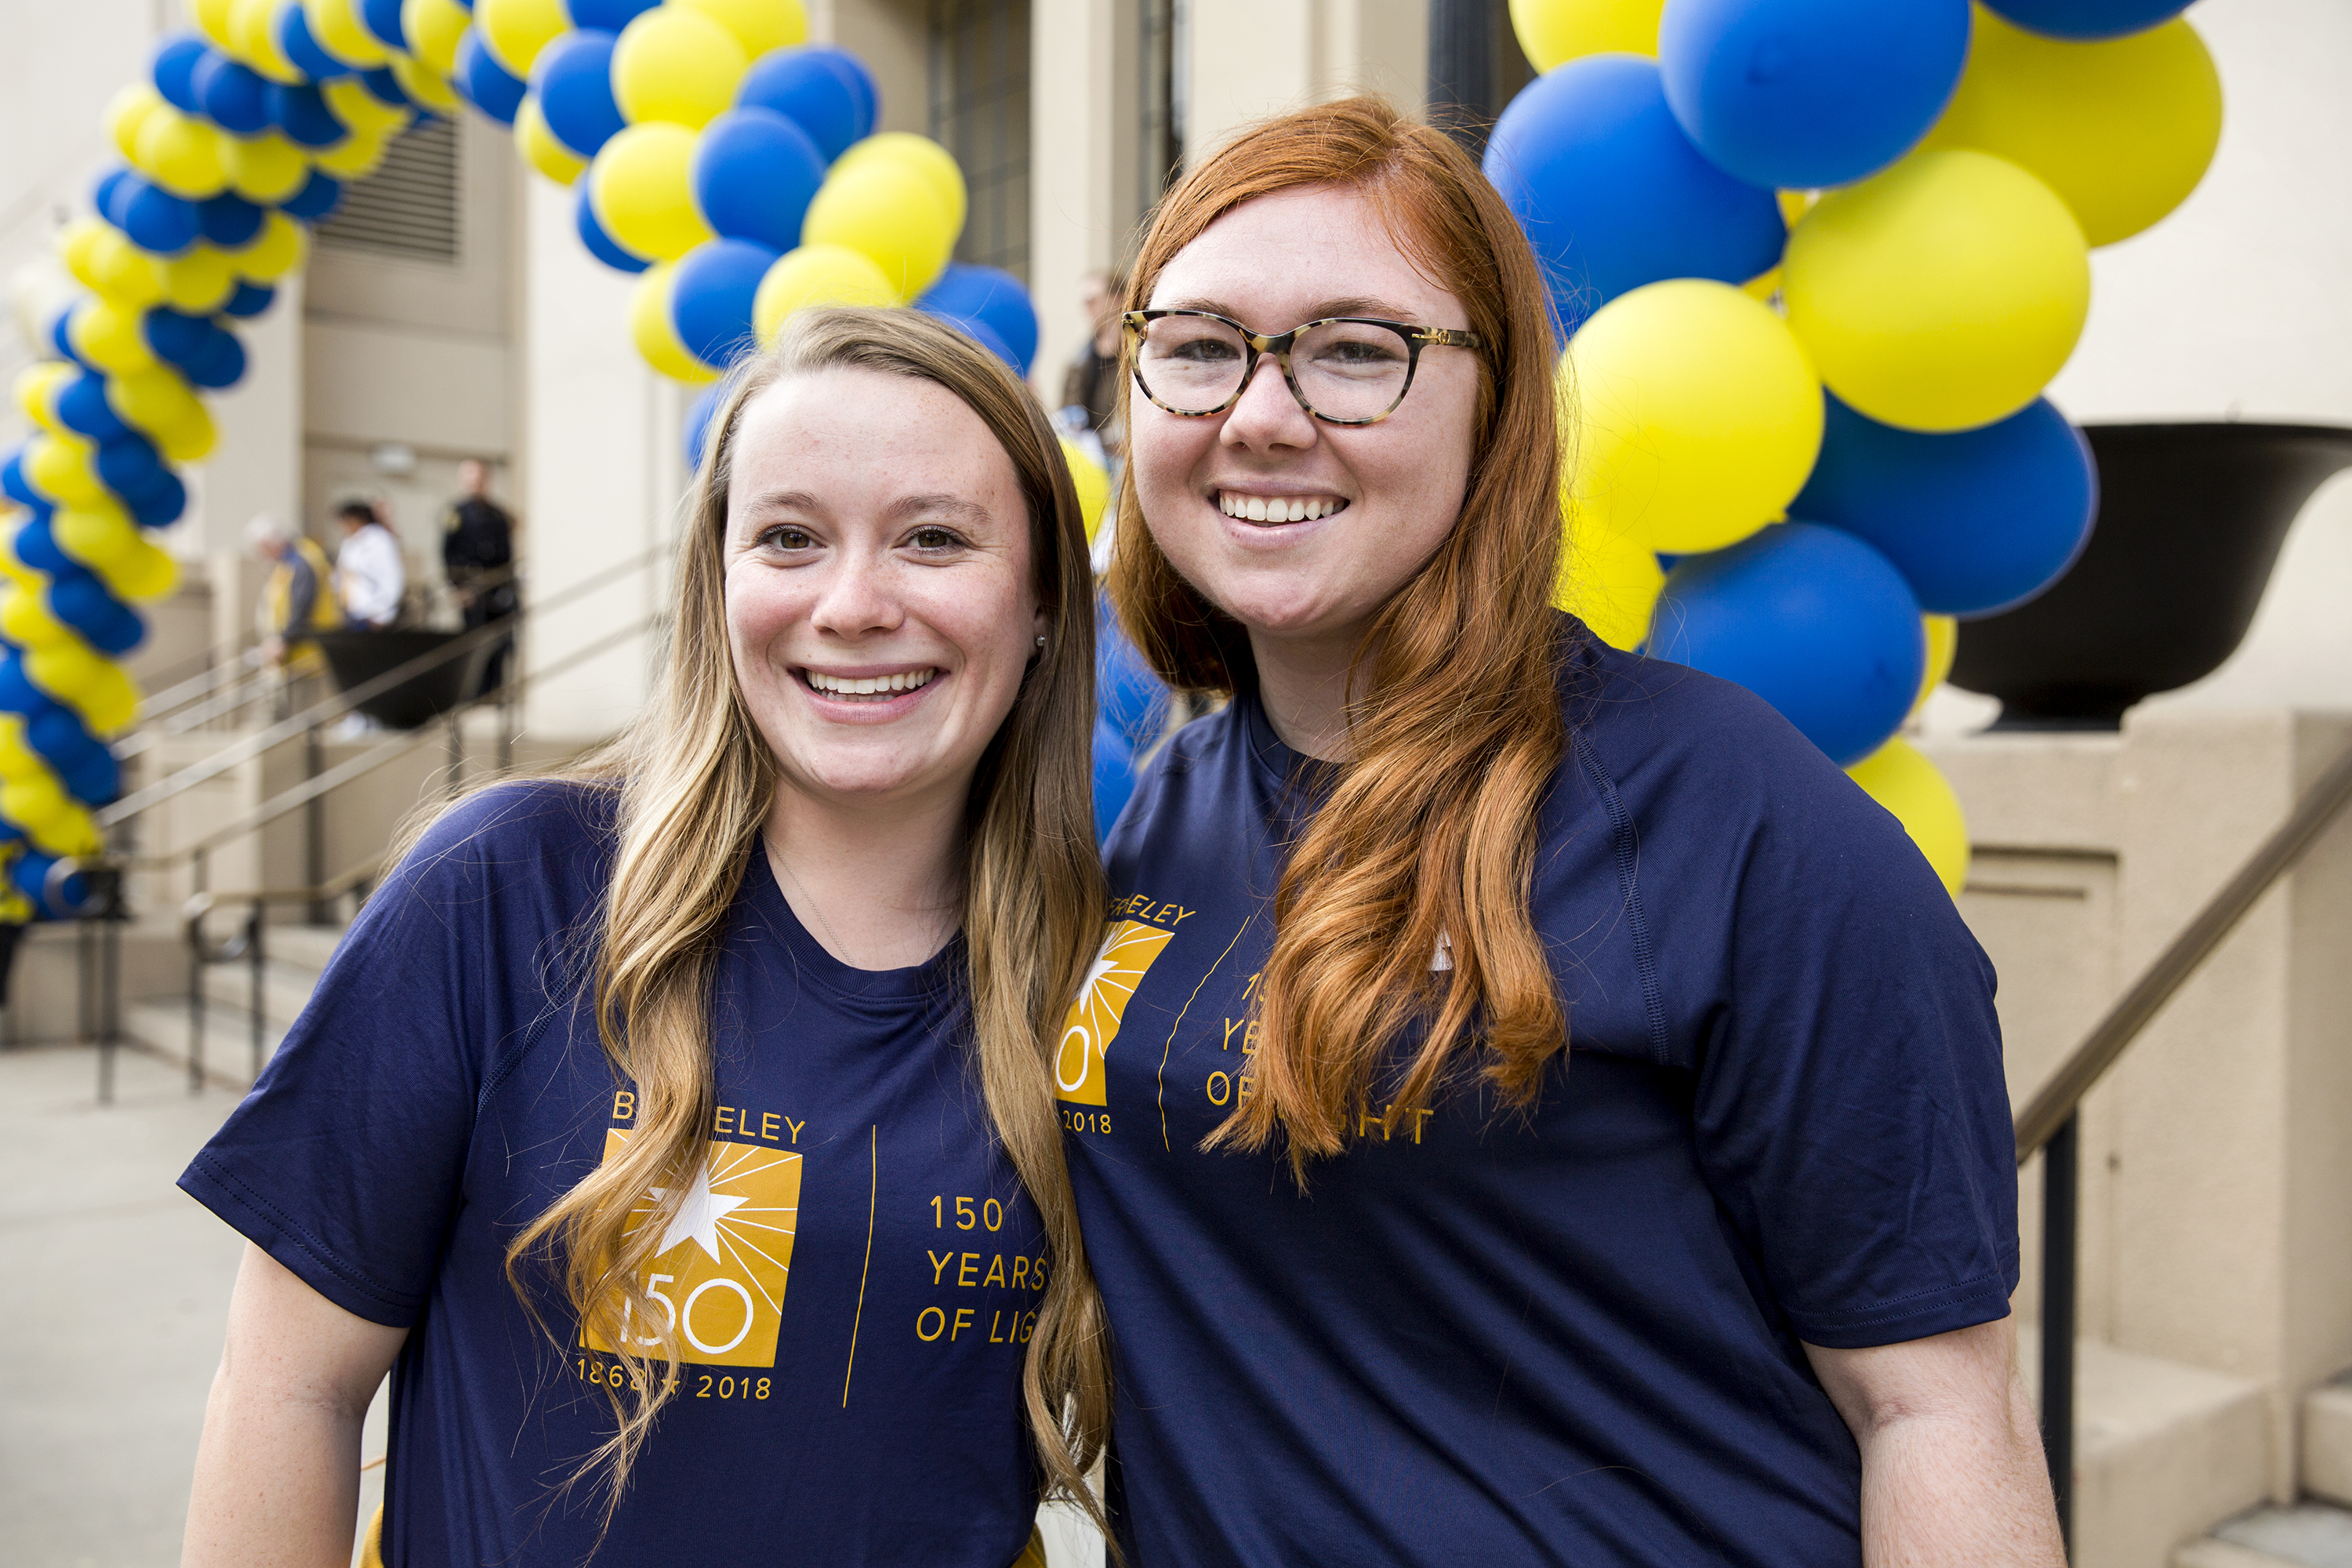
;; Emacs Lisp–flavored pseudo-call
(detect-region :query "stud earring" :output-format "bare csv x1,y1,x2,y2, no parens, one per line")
1036,636,1047,648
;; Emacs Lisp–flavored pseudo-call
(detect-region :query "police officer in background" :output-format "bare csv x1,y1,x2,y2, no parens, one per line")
441,459,517,694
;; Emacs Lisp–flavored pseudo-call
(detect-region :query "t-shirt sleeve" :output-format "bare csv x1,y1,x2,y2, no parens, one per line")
177,784,596,1327
1682,710,2019,1351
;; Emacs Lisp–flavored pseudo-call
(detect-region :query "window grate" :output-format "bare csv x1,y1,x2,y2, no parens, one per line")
314,115,462,264
928,0,1030,283
1138,0,1185,230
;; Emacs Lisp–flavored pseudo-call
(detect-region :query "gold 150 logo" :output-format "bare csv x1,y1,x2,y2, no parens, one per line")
1055,919,1174,1106
583,1131,802,1369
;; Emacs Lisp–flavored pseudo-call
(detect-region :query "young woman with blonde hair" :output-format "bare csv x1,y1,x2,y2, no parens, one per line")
179,309,1109,1565
1070,98,2062,1566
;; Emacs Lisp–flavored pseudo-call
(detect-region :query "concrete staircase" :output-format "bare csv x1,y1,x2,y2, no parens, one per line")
2172,1382,2352,1568
121,923,345,1091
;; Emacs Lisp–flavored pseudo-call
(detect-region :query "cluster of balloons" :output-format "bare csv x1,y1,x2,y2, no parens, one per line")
0,0,1060,922
1493,0,2221,894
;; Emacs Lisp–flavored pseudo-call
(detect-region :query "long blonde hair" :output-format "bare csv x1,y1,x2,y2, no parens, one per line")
1110,98,1570,1179
489,309,1111,1528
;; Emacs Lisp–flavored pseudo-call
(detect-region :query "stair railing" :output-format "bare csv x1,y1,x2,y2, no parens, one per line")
2018,736,2352,1554
178,857,381,1095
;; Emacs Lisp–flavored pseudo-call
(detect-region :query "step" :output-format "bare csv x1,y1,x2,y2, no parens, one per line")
2176,1503,2352,1568
200,958,325,1030
123,999,287,1091
2307,1383,2352,1507
2020,1328,2272,1568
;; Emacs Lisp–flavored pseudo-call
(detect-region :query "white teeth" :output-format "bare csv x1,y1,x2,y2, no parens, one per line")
1218,491,1344,523
808,668,935,699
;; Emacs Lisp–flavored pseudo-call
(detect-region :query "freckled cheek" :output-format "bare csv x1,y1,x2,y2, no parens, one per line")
722,572,815,662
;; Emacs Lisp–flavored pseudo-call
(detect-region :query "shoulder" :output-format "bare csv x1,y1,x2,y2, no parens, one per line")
387,779,619,910
1102,700,1250,877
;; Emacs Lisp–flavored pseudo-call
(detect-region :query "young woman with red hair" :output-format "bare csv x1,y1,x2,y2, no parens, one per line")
1065,97,2063,1566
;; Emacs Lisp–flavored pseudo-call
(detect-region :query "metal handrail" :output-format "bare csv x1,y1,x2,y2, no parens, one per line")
103,545,662,815
180,862,380,1091
2019,733,2352,1553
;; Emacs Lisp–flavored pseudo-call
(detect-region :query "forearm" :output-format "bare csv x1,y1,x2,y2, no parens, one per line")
1854,1359,2062,1568
182,1361,370,1568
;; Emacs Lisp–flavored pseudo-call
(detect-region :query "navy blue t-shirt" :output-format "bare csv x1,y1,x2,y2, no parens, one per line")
182,782,1051,1566
1058,623,2018,1566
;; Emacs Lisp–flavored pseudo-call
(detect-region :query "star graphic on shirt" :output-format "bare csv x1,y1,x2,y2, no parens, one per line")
648,1164,750,1263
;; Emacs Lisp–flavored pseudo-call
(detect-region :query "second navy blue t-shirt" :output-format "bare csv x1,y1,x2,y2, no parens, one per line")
183,781,1050,1566
1060,622,2019,1566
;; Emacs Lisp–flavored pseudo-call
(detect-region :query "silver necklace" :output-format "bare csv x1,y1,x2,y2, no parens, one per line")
765,837,856,961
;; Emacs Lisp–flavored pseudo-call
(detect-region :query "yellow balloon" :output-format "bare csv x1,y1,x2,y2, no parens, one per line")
590,124,716,261
91,230,168,307
1784,150,2088,434
0,587,71,650
1918,10,2220,249
192,0,239,47
161,245,239,313
1507,0,1663,71
68,301,161,377
108,367,203,441
2,774,76,841
13,365,67,434
1555,508,1664,652
1915,613,1956,713
53,504,142,572
229,0,305,82
1564,278,1823,554
833,133,967,238
751,245,901,343
59,220,109,292
1846,737,1969,898
401,0,473,74
312,129,390,180
112,539,183,603
628,264,720,384
612,6,750,128
27,437,107,510
222,130,313,204
476,0,571,75
156,403,220,465
230,212,310,282
107,82,169,163
135,107,230,198
672,0,808,58
517,99,588,186
305,0,391,67
1060,437,1110,545
24,643,139,735
321,76,410,140
389,53,461,114
802,159,954,301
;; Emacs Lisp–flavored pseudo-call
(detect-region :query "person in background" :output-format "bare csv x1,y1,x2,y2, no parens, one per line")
1059,268,1127,461
246,515,340,713
332,499,405,630
441,458,517,692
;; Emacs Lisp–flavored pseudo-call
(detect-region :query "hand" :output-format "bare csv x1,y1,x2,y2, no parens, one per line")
260,635,285,666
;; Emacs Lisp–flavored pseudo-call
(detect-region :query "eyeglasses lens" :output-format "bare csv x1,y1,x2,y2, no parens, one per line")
1135,317,1410,421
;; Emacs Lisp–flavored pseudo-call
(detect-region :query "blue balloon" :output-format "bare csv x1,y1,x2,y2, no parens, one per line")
1091,717,1138,844
670,238,782,368
93,432,165,501
121,179,201,255
194,52,272,136
278,2,355,81
127,469,189,527
56,375,129,444
456,31,526,125
359,0,408,49
152,34,212,113
13,514,84,579
360,65,411,107
575,185,650,272
684,382,725,471
1652,521,1924,765
143,308,212,368
268,82,347,148
2,450,44,508
280,170,343,220
533,30,624,157
1659,0,1970,189
735,46,877,163
222,279,278,318
1095,599,1166,754
14,852,90,920
566,0,660,29
198,191,266,248
916,264,1037,376
93,168,133,226
183,329,247,390
0,652,60,720
691,107,826,252
1483,55,1783,335
48,576,143,659
924,311,1019,372
1983,0,2190,39
1794,394,2096,619
49,308,88,370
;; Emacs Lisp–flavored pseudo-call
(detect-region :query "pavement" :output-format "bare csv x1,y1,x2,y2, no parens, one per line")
0,1043,385,1568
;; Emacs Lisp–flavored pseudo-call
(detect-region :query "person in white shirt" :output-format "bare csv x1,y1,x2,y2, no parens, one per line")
333,500,405,630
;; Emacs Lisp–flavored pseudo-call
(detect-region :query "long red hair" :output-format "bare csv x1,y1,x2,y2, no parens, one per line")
1108,96,1571,1177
